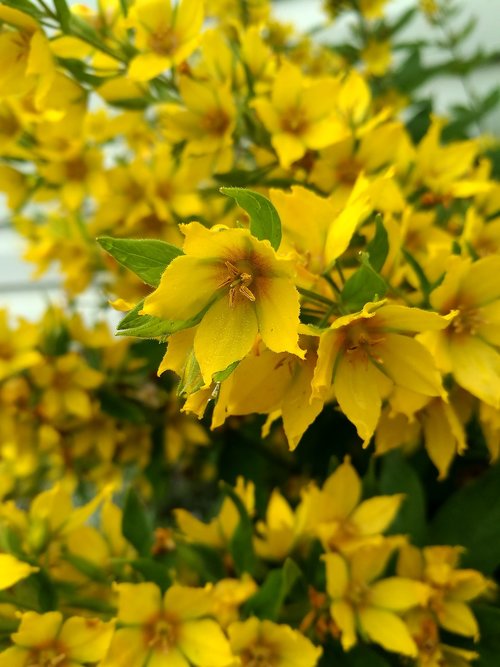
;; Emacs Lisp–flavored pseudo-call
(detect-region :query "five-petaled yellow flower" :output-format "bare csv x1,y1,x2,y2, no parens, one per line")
142,222,303,384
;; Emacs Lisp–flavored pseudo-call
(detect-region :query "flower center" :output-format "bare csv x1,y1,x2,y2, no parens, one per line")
27,646,67,667
280,107,308,135
241,643,277,667
201,108,231,136
218,260,256,308
448,306,483,336
148,27,180,56
146,617,178,653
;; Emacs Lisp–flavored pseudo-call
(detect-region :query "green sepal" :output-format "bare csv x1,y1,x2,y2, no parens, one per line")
220,187,282,251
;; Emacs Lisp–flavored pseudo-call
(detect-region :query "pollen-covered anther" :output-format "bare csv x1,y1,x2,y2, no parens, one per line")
218,261,256,307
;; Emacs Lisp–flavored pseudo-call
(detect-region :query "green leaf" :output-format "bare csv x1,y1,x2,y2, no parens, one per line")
244,558,302,620
97,237,183,287
117,299,212,339
474,603,500,666
98,389,147,424
0,0,45,20
122,488,154,557
220,187,282,251
378,451,427,545
53,0,71,30
341,253,387,311
221,482,256,576
177,350,204,396
366,216,389,273
429,462,500,575
130,558,171,591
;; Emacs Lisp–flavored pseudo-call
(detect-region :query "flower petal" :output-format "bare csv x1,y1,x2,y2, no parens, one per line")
194,296,258,384
369,577,430,611
12,611,63,647
322,457,361,519
449,336,500,407
115,583,161,625
358,608,417,656
331,600,357,651
350,495,404,536
178,619,233,667
0,554,38,590
142,255,219,322
324,553,349,599
60,617,114,663
255,277,302,357
438,601,479,639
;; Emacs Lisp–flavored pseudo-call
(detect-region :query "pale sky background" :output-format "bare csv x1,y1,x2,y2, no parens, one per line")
1,0,498,321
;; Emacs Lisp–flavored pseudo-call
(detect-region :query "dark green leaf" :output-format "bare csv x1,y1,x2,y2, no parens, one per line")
474,603,500,666
122,488,154,556
429,462,500,574
98,389,147,424
341,253,387,311
244,558,302,620
379,451,427,545
131,558,171,591
220,187,282,251
366,216,389,273
221,482,256,576
97,237,183,287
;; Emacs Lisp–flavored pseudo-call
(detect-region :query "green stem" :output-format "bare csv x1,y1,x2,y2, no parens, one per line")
297,287,336,307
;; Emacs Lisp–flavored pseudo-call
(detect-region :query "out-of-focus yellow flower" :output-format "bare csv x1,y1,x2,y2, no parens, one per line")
0,611,113,666
127,0,204,81
313,302,452,444
325,543,431,656
228,617,322,667
175,477,254,549
211,576,258,628
420,255,500,408
397,544,491,640
0,6,54,108
302,457,404,552
252,62,345,168
0,311,42,382
143,222,303,385
102,583,233,667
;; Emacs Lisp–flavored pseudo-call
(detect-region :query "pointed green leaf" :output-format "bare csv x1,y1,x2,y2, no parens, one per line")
116,299,212,339
341,253,387,312
220,187,282,250
244,558,302,620
366,215,389,273
97,237,183,287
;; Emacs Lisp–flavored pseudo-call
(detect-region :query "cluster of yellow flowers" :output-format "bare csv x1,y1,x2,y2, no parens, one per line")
0,461,492,666
1,0,500,664
0,306,209,496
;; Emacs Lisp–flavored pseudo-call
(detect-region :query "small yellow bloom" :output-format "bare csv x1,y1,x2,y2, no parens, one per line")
313,302,451,445
127,0,204,81
252,62,345,168
325,543,431,656
228,617,322,667
143,222,303,384
0,611,113,667
102,583,233,667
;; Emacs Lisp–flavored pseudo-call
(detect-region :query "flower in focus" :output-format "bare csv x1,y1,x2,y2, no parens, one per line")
143,222,303,384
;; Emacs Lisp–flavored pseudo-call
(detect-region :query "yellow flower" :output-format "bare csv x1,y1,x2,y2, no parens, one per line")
175,477,254,550
143,222,303,385
211,576,258,628
313,301,452,445
228,617,322,667
0,554,38,590
362,39,391,77
127,0,204,81
252,62,345,168
397,544,491,640
325,543,431,656
0,311,42,382
302,457,405,553
102,583,233,667
253,489,306,561
420,255,500,408
0,6,54,108
0,611,113,667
